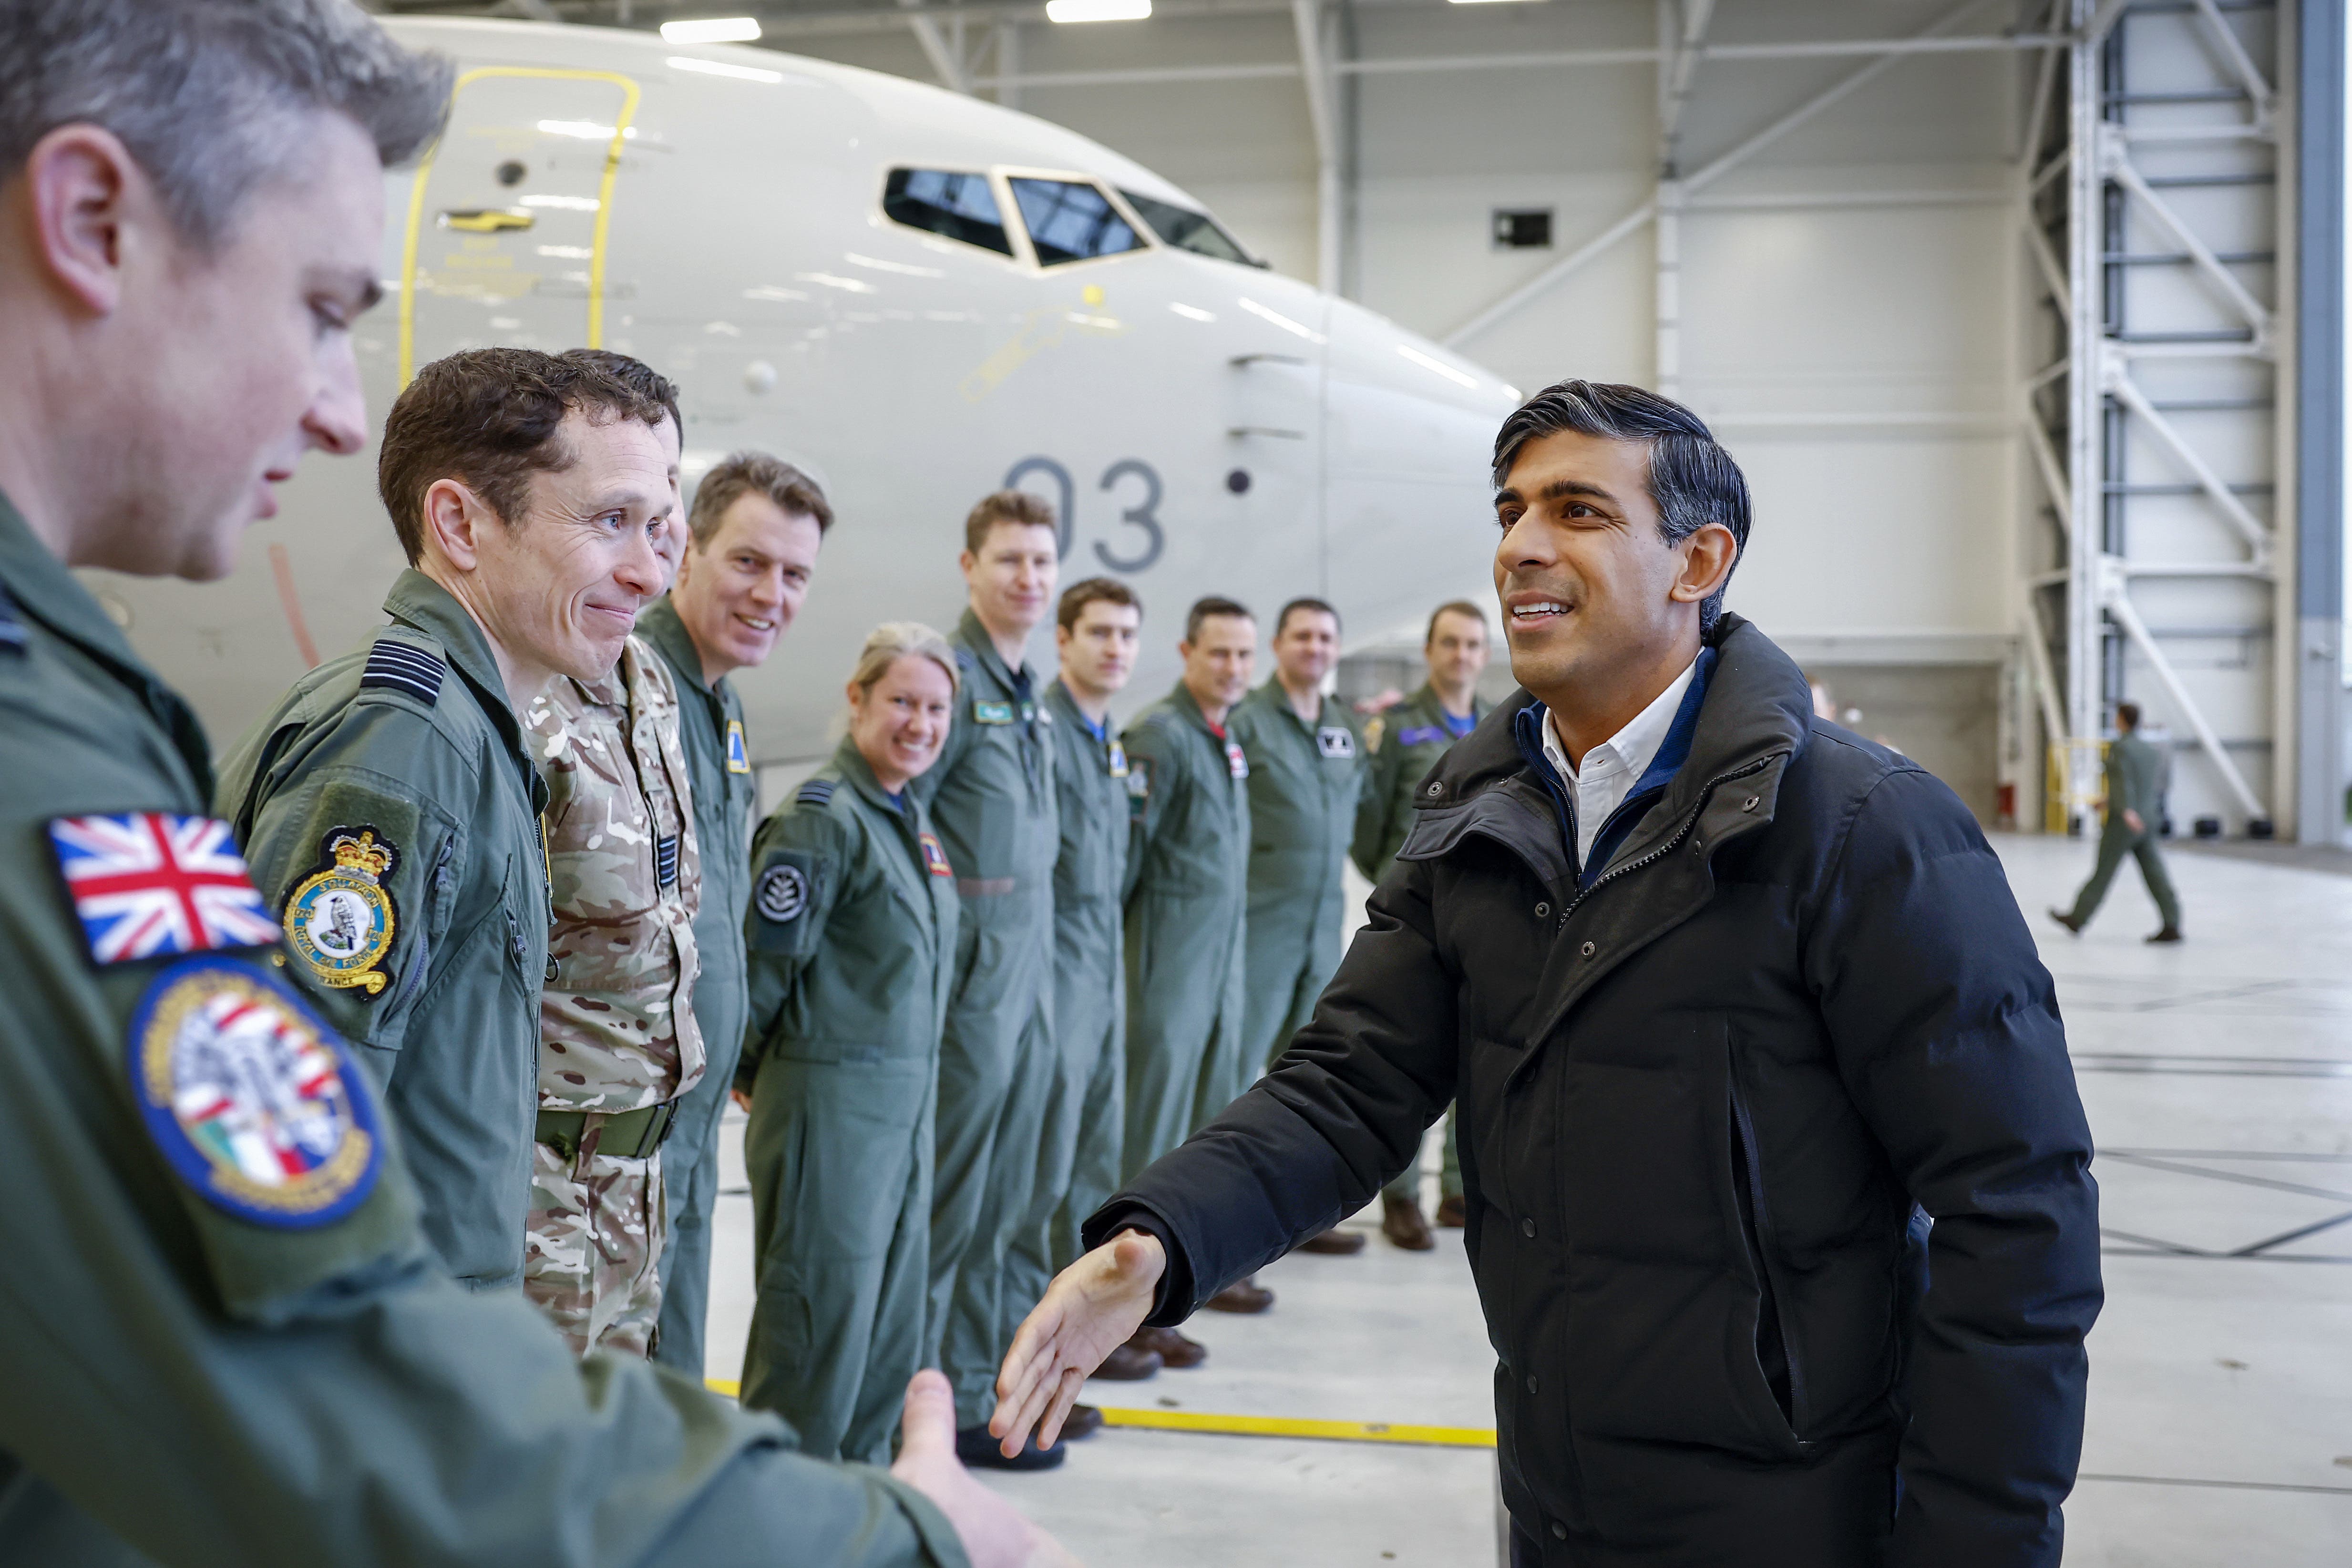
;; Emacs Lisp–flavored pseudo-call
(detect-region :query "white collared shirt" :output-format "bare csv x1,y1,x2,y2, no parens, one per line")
1541,655,1701,873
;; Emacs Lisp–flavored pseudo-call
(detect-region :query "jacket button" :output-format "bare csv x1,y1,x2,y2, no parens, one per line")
1526,1374,1538,1394
1742,795,1761,812
1427,781,1443,797
1580,941,1596,958
1520,1217,1536,1239
1551,1522,1569,1541
1533,902,1549,919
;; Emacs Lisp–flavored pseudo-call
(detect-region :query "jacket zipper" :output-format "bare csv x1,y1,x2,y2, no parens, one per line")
1728,1070,1812,1446
1556,754,1777,925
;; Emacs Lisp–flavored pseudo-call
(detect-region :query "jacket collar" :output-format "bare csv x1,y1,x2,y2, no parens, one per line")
0,488,214,797
1418,615,1813,857
1160,677,1232,739
1243,676,1331,733
1408,681,1484,728
1046,676,1109,740
955,605,1038,696
383,568,537,769
637,594,721,701
833,735,916,825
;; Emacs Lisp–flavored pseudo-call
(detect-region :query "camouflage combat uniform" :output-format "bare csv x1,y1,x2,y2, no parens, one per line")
521,636,704,1357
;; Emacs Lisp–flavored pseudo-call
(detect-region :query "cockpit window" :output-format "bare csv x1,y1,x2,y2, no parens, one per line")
1118,189,1254,265
883,169,1014,256
1008,178,1144,266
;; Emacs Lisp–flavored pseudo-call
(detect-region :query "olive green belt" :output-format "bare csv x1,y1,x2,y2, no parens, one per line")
535,1101,677,1163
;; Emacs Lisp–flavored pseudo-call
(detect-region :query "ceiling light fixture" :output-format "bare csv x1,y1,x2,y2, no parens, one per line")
660,17,761,44
1448,0,1546,6
1046,0,1153,22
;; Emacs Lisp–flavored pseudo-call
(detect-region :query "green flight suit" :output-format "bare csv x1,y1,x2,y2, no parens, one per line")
638,595,760,1375
2064,729,2183,931
0,493,963,1567
1230,680,1365,1076
1350,683,1485,1207
1120,682,1252,1181
739,742,960,1465
1035,678,1130,1284
216,569,550,1291
908,609,1058,1428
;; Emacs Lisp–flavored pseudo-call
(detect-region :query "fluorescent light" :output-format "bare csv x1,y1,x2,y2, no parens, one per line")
1047,0,1152,22
1449,0,1544,6
667,56,783,83
660,17,761,44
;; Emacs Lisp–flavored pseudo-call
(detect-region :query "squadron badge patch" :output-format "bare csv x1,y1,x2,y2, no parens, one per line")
129,957,381,1228
283,828,398,997
919,832,954,878
756,861,810,922
1107,740,1129,778
48,813,279,965
725,718,753,776
1224,739,1250,780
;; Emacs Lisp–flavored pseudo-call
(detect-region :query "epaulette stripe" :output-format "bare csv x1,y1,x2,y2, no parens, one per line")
953,648,974,670
796,779,836,806
360,641,442,705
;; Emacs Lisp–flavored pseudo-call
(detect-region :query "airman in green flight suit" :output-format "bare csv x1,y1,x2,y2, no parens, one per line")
639,451,834,1377
0,10,1066,1559
220,350,679,1291
1120,597,1264,1319
1350,599,1492,1250
738,627,963,1466
1229,598,1369,1259
908,492,1065,1467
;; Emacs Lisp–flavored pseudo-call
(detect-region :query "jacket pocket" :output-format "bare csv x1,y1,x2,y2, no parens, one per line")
1727,1059,1811,1446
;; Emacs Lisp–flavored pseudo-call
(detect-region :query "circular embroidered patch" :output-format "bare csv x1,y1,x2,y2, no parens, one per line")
755,862,809,923
284,828,397,997
128,957,382,1229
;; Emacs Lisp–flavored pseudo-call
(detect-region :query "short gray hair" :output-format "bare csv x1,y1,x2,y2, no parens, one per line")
689,451,834,548
0,0,452,250
851,623,959,699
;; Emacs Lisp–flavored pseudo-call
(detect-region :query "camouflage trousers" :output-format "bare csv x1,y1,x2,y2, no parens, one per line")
524,1137,668,1359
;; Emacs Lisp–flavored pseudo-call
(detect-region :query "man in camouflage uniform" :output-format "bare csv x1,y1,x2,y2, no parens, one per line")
523,635,704,1356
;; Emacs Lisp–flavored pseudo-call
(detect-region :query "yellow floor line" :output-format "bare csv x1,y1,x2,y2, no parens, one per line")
703,1379,1497,1450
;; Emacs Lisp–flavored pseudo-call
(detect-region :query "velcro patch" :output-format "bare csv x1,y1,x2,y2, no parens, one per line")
283,827,399,999
129,957,382,1229
1396,725,1447,750
756,861,810,923
973,701,1015,725
725,719,753,776
359,638,443,706
1108,740,1129,779
1225,740,1249,780
657,834,679,889
49,813,279,965
920,832,954,878
1317,726,1357,760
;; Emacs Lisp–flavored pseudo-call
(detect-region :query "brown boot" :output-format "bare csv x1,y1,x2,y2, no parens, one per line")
1382,1192,1435,1251
1203,1275,1274,1313
1133,1325,1207,1368
1435,1193,1467,1228
1089,1339,1162,1381
1296,1225,1366,1255
1059,1403,1105,1440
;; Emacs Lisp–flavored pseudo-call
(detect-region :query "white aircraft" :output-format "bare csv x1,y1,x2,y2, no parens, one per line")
84,17,1519,770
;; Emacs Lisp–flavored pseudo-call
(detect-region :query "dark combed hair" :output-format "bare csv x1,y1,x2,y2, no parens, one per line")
378,348,664,565
1491,379,1751,634
562,348,681,444
2116,701,2142,730
1426,599,1486,644
0,0,452,251
965,489,1058,555
687,451,833,546
1058,576,1140,632
1185,595,1253,644
1274,596,1340,638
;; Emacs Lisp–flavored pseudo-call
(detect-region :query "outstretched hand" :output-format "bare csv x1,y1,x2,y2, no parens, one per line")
990,1230,1167,1457
890,1369,1078,1568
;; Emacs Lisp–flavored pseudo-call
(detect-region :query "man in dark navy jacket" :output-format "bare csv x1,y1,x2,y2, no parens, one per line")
991,381,2102,1568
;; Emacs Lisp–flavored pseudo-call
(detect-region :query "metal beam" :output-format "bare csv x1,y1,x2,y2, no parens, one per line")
2106,140,2273,338
1291,0,1341,295
2190,0,2272,123
899,0,970,94
2101,562,2269,819
1660,0,1718,164
2106,361,2273,555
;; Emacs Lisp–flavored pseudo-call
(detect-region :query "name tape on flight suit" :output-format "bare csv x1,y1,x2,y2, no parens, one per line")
129,956,383,1229
47,813,280,966
282,828,399,999
974,701,1015,725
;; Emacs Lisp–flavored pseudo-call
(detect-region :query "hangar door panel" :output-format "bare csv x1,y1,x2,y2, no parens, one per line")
401,69,639,381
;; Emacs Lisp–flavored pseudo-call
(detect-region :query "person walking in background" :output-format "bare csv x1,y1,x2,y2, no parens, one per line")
1351,599,1491,1249
639,451,833,1378
914,491,1065,1469
1035,578,1172,1404
737,625,963,1464
1119,597,1260,1330
1230,598,1367,1259
2052,701,2183,943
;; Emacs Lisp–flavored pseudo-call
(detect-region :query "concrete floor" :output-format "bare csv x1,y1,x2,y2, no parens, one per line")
701,831,2352,1566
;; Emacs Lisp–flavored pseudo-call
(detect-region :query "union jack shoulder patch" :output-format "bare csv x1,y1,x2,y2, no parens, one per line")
48,813,278,966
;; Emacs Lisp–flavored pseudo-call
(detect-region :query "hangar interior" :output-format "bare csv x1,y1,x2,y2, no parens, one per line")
364,3,2349,1565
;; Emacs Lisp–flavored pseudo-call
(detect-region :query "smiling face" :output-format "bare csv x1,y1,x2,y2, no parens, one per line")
458,408,672,687
1058,598,1141,703
1273,607,1340,694
849,653,955,792
962,521,1060,645
1181,612,1257,720
30,114,384,578
673,488,824,682
1491,429,1734,729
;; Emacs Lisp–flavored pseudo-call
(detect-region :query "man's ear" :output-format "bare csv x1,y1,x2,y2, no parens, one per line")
23,125,155,317
419,479,496,573
1669,523,1739,607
